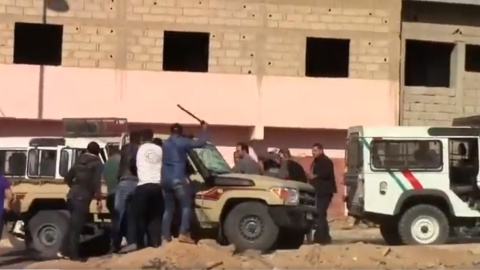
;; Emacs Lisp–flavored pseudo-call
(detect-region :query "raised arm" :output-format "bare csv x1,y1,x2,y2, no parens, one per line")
181,122,210,150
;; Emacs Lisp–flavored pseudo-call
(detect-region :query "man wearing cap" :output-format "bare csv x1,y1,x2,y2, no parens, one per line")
309,143,336,244
161,122,209,244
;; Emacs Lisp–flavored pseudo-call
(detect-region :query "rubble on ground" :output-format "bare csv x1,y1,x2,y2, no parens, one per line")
27,230,480,269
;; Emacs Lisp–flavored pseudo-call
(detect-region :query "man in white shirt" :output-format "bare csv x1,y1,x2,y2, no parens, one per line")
131,129,163,249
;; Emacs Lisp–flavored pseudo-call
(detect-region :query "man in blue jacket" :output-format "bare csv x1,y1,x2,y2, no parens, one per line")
161,121,208,244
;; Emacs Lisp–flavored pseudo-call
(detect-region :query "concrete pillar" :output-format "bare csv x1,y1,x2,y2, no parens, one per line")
452,42,465,116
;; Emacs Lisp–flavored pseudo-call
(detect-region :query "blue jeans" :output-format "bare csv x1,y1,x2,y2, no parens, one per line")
112,177,138,247
161,178,191,240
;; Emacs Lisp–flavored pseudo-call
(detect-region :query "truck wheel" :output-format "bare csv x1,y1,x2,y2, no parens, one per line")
223,201,279,252
28,210,69,259
398,204,449,245
379,221,402,245
276,229,305,249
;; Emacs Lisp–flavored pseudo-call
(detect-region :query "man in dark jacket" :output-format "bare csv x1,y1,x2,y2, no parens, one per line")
278,148,307,182
59,141,103,261
309,143,336,244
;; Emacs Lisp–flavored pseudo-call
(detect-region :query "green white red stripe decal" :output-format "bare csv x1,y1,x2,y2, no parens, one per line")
359,137,424,192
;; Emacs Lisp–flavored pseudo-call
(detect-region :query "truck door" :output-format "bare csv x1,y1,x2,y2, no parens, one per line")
26,146,60,179
59,148,74,178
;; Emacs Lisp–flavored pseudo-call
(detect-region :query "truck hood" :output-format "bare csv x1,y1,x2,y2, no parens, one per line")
221,173,315,192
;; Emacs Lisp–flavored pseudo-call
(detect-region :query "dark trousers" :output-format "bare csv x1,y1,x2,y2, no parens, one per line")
161,178,192,240
314,193,333,244
61,197,90,259
131,183,163,248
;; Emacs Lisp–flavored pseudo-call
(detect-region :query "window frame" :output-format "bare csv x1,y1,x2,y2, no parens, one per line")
369,139,443,172
27,147,59,178
0,148,28,178
59,149,70,178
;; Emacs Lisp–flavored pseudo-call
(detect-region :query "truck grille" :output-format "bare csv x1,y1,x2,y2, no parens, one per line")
299,190,316,206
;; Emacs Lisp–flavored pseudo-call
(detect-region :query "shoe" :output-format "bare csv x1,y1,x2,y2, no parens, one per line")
119,244,137,254
178,234,195,244
56,252,69,259
162,237,172,244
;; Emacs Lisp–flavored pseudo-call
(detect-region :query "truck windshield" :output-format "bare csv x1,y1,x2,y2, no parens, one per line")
193,145,231,174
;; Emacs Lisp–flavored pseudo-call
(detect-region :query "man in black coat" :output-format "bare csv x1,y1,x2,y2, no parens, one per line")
309,143,336,244
60,142,104,261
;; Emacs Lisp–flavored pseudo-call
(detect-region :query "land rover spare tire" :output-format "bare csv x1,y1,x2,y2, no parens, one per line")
223,201,279,252
28,210,69,259
398,204,449,245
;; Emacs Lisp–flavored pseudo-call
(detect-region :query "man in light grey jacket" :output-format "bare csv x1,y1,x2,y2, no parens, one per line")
232,142,262,175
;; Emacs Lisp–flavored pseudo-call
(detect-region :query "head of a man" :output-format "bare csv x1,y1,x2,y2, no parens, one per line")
129,131,141,145
278,148,291,160
153,137,163,147
87,141,101,156
141,129,154,144
312,143,324,158
170,123,184,136
236,142,249,158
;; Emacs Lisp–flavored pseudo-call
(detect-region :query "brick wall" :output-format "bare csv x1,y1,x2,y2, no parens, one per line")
400,2,480,126
0,0,401,80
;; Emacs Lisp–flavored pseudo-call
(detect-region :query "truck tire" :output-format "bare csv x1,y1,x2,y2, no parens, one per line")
379,221,402,245
398,204,449,245
223,201,279,252
28,210,69,259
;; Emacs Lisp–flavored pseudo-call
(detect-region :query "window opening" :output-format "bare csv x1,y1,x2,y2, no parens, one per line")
305,37,350,78
163,31,210,72
0,150,27,177
404,39,454,87
370,140,442,170
14,22,63,66
27,149,57,178
465,44,480,72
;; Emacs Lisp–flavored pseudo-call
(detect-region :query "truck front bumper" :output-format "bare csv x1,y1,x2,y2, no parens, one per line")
268,205,317,230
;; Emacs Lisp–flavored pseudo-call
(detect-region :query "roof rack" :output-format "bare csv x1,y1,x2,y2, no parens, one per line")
452,115,480,126
62,118,128,137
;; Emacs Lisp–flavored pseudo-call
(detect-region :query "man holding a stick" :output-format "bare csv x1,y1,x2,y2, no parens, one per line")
161,121,209,244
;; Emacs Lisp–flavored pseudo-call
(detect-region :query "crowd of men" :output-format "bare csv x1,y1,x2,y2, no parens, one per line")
54,121,337,261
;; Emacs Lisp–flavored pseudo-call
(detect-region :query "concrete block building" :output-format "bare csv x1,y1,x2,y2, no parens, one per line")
0,0,403,216
400,0,480,126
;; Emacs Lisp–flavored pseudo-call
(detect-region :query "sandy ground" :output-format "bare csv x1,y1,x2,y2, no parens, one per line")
26,220,480,269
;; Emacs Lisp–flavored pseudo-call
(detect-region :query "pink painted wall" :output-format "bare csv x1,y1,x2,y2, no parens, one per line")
0,65,398,130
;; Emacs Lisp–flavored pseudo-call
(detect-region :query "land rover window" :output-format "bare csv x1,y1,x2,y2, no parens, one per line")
0,150,27,177
370,140,442,170
71,148,107,163
346,133,362,172
59,150,70,177
27,149,57,178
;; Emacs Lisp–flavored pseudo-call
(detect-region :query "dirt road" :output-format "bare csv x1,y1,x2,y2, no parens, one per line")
25,227,480,269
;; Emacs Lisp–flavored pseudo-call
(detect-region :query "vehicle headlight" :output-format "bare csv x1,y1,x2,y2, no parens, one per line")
270,187,299,205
